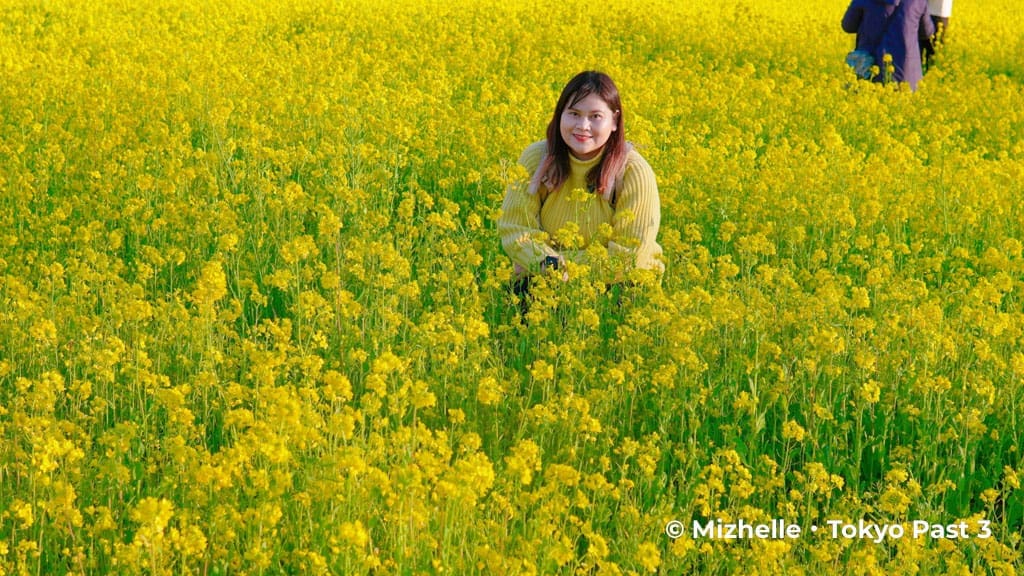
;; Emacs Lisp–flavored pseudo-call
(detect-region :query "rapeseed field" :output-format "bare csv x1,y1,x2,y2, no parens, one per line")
1,0,1023,573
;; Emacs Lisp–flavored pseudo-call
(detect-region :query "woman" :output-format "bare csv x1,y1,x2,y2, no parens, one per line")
842,0,935,91
498,71,663,299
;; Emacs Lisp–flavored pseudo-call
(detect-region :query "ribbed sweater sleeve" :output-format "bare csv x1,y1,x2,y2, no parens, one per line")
498,142,560,272
608,152,664,273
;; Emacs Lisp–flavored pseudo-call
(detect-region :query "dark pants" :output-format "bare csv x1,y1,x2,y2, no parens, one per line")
508,275,631,320
922,16,950,72
510,275,532,317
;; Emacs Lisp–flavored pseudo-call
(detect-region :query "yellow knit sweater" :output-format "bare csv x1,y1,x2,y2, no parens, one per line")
498,140,664,278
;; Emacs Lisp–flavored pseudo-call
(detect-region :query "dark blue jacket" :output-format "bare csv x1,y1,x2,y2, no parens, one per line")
842,0,935,90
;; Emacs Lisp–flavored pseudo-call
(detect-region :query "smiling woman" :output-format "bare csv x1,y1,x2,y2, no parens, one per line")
497,71,664,304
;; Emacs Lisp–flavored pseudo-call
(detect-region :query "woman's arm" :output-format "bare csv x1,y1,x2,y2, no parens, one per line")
607,153,664,274
498,183,561,273
497,142,561,274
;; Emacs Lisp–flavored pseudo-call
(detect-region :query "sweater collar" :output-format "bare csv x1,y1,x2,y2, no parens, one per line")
568,151,603,173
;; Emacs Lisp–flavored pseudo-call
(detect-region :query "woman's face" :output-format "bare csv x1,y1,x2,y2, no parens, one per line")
559,92,618,160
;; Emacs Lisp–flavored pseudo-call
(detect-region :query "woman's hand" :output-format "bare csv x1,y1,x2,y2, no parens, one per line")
542,255,569,281
513,258,568,281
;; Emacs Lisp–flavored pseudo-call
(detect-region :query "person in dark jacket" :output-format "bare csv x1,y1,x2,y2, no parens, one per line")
842,0,936,91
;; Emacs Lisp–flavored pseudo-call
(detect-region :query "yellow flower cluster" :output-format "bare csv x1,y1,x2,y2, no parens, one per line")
1,0,1023,573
